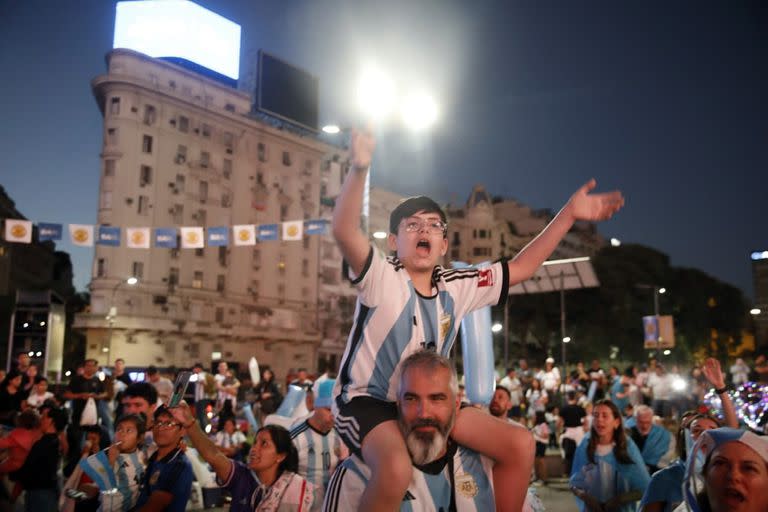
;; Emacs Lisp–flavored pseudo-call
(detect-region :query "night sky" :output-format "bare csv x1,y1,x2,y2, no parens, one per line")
1,1,765,299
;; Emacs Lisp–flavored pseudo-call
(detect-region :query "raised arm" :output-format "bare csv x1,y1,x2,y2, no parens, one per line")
507,179,624,284
331,128,376,276
702,358,738,428
168,401,233,481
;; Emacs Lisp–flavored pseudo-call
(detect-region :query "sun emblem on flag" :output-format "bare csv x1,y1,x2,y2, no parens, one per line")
187,232,199,244
131,231,145,245
238,229,250,241
73,229,89,243
10,225,27,238
287,225,299,237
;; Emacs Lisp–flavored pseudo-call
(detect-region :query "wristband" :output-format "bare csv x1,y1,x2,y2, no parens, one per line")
714,386,728,395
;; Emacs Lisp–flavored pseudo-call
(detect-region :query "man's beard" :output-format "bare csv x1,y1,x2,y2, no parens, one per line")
489,403,504,418
398,413,455,465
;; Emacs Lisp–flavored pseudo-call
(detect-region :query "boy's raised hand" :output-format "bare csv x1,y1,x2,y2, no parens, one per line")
568,179,624,222
350,127,376,171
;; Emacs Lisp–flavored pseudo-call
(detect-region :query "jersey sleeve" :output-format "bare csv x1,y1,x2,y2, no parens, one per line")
345,245,397,307
443,259,509,317
322,463,365,512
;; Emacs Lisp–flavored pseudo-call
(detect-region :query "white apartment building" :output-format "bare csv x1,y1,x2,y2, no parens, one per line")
74,49,349,379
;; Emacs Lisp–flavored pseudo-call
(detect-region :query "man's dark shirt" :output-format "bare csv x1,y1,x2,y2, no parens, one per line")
629,427,647,452
114,372,133,387
67,374,105,424
561,403,586,428
17,433,60,490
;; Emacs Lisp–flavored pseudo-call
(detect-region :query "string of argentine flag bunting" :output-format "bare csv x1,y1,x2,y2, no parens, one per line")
1,218,329,248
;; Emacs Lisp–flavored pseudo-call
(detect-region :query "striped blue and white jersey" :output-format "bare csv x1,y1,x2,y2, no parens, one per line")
322,442,495,512
333,246,509,406
289,418,345,506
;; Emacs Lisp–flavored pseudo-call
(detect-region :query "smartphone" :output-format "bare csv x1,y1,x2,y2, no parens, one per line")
168,371,192,408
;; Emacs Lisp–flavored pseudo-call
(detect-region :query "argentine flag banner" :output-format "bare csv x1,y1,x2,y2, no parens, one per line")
207,226,229,246
4,219,32,243
38,222,63,241
232,224,256,246
97,226,121,246
304,219,328,236
69,224,94,247
155,228,177,248
258,224,279,241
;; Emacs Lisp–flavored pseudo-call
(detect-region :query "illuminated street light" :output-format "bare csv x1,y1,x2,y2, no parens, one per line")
65,370,72,377
658,287,666,294
23,322,29,328
357,67,396,121
400,90,438,131
39,321,46,327
126,276,138,286
610,238,621,247
663,349,671,355
372,231,388,239
562,336,571,343
751,308,761,315
491,323,503,333
27,351,34,357
322,124,340,134
106,277,139,366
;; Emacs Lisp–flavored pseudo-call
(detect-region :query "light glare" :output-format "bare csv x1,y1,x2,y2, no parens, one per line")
491,323,503,333
322,125,340,134
357,68,395,121
751,308,761,315
127,276,138,285
400,90,438,131
663,349,671,355
562,337,571,343
610,238,621,247
372,231,388,239
658,288,666,294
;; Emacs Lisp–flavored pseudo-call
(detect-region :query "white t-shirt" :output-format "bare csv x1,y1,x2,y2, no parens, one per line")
498,376,523,406
26,391,54,408
536,368,561,392
214,430,246,450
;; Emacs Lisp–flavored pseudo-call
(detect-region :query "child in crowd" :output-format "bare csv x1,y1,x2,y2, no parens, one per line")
25,376,55,409
532,411,551,485
331,128,624,511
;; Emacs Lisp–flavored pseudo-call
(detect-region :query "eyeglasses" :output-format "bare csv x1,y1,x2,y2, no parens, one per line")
115,427,137,434
154,420,181,429
401,218,447,235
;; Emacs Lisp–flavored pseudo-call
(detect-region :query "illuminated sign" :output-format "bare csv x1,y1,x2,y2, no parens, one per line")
114,0,241,80
751,251,768,261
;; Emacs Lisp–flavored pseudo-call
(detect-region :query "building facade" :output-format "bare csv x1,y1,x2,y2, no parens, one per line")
73,49,348,379
753,251,768,348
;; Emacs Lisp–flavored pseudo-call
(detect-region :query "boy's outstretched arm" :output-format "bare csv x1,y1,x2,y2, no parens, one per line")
331,128,376,276
507,179,624,284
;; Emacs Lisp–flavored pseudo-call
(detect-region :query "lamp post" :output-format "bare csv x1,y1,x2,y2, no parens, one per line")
105,276,138,366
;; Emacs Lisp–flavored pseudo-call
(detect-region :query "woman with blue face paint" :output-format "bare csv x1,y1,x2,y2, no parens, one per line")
639,358,738,512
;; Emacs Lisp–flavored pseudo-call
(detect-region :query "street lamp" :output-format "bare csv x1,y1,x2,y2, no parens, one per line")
491,322,503,333
751,308,761,316
636,284,665,316
105,276,138,366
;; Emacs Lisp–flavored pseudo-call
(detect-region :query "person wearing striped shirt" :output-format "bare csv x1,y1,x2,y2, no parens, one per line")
332,128,623,511
290,380,348,506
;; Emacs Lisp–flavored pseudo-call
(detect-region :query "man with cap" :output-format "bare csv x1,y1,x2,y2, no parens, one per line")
290,379,348,506
134,405,193,511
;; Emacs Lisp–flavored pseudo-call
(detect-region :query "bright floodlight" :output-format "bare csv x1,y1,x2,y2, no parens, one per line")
751,308,762,315
372,231,388,239
491,323,503,333
663,349,671,356
322,125,341,134
357,68,396,121
671,376,686,391
400,90,438,131
610,238,621,247
563,336,571,343
127,277,138,285
658,287,666,294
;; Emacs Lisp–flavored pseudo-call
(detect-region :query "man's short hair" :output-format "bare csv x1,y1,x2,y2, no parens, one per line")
389,196,447,234
397,350,458,398
193,362,203,370
47,406,69,432
124,382,158,405
84,358,98,365
634,404,653,418
495,385,511,399
147,365,158,376
115,358,125,364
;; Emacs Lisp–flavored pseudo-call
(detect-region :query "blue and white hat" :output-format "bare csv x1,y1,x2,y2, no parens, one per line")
684,427,768,511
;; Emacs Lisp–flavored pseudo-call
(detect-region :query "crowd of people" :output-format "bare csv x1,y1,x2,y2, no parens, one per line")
2,128,767,512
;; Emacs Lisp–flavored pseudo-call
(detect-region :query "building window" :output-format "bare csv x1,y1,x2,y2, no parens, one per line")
100,191,112,209
169,267,179,285
171,204,183,224
178,116,189,133
225,103,236,112
199,181,208,202
201,123,211,138
195,248,204,257
143,104,156,125
282,151,292,166
277,283,285,301
478,229,487,239
215,307,224,323
303,237,309,250
218,246,227,266
256,171,264,185
176,145,187,164
222,159,232,179
452,232,460,245
140,165,152,186
221,193,231,208
107,128,118,145
302,259,309,277
132,261,144,279
222,131,233,149
192,271,203,289
104,159,115,176
451,249,460,260
200,151,210,168
196,209,207,225
257,143,267,162
142,135,153,154
138,195,149,215
253,249,261,266
96,258,106,277
473,247,491,257
216,275,225,292
109,97,120,115
280,204,288,221
175,174,185,192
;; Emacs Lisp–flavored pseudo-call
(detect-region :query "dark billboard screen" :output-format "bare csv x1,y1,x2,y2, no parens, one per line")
257,51,319,132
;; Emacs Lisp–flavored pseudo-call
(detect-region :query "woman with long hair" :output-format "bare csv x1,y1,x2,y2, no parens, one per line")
570,399,650,512
254,369,283,419
0,370,25,426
